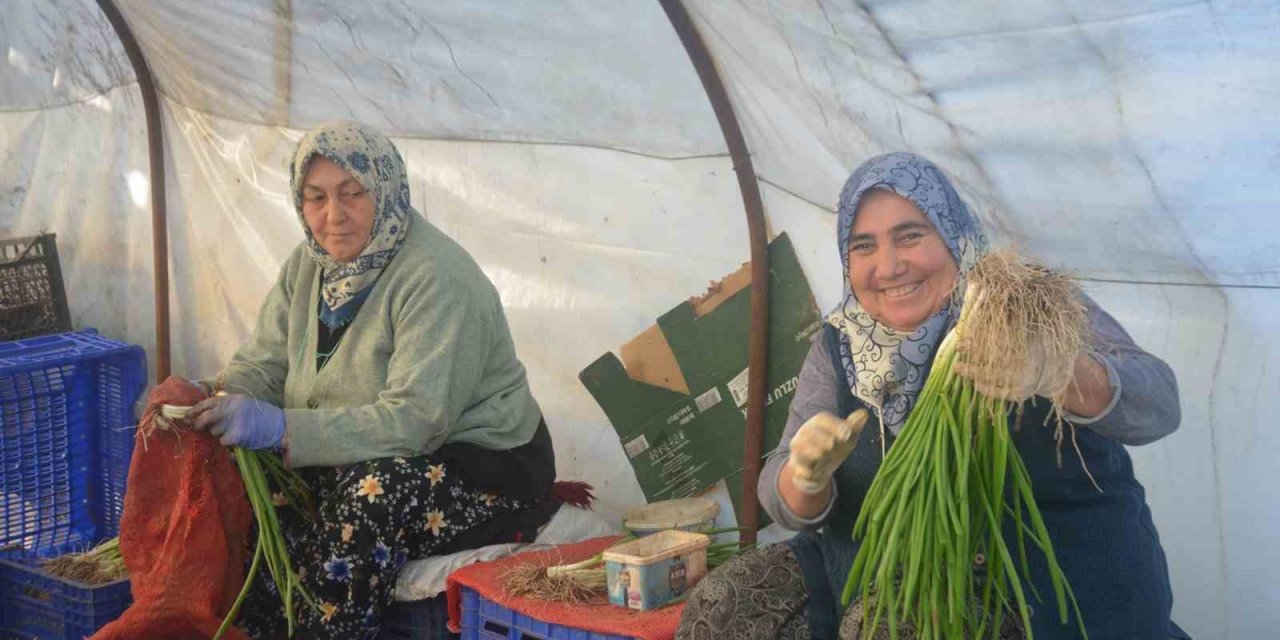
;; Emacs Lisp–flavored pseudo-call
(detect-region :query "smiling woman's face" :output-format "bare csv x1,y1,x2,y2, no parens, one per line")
301,156,376,263
847,189,958,332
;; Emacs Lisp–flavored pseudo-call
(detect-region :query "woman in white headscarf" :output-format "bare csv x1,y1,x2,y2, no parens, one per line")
678,153,1188,640
188,122,556,639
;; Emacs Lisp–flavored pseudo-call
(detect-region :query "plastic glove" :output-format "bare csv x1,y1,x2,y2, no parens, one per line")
787,409,870,494
187,394,285,450
955,337,1073,402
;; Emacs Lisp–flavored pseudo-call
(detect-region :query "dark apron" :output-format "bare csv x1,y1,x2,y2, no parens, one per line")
787,325,1179,639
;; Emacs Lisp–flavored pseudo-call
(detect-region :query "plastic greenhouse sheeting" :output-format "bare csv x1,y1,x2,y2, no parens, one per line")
2,1,1277,638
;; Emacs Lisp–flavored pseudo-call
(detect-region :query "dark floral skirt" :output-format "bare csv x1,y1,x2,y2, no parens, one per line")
237,454,526,640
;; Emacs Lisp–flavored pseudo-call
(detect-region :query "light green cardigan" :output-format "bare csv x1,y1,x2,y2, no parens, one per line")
219,214,542,468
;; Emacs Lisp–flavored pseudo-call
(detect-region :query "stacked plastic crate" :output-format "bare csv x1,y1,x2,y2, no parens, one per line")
0,329,146,639
457,588,635,640
0,235,72,343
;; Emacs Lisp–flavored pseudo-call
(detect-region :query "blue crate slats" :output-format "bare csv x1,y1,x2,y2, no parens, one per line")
379,596,458,640
0,329,144,639
0,556,131,640
0,329,146,555
460,588,636,640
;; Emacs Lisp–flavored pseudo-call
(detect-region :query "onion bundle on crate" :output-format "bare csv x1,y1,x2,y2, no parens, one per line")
843,250,1091,640
502,527,748,606
40,537,128,585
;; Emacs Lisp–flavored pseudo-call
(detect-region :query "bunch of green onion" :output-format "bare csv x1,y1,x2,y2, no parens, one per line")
157,399,318,638
507,527,751,604
214,448,317,640
705,538,751,568
842,251,1090,640
41,537,128,584
548,527,751,586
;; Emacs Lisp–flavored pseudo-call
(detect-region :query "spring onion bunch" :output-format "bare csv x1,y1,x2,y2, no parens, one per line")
156,400,317,639
41,537,127,584
842,250,1091,640
503,527,751,604
214,448,317,639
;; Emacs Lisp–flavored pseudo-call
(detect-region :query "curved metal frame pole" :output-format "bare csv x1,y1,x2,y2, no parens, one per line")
90,0,766,537
95,0,170,380
658,0,770,546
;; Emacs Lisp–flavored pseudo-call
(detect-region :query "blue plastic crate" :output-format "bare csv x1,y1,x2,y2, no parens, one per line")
0,556,130,640
378,595,458,640
0,329,146,554
0,547,11,631
460,588,635,640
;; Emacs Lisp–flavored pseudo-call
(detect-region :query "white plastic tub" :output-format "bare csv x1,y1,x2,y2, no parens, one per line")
603,529,710,611
623,497,720,536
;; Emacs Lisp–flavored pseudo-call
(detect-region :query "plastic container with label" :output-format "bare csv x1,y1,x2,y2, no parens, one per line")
622,498,719,536
603,530,709,611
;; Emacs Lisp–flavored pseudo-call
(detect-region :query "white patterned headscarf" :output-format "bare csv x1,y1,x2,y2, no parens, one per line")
828,152,989,433
289,121,415,330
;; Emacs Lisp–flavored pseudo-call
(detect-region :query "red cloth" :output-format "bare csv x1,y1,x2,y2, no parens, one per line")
91,377,254,640
550,480,596,509
446,536,684,640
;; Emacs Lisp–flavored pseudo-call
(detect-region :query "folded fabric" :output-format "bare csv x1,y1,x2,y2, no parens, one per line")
395,503,620,601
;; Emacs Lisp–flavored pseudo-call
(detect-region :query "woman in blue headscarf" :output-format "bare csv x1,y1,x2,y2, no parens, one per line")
677,153,1188,639
186,122,557,639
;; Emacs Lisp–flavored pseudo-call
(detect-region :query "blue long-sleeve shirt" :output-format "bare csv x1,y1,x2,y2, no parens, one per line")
761,295,1180,531
760,296,1182,639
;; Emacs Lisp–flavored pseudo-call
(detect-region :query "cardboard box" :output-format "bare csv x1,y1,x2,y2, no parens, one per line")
580,233,822,524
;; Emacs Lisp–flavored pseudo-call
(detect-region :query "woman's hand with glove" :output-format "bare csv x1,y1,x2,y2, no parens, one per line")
954,337,1073,403
187,394,286,450
787,409,871,494
954,336,1113,418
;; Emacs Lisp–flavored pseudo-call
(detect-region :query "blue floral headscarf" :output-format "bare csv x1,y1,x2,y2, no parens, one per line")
828,152,989,433
289,121,415,330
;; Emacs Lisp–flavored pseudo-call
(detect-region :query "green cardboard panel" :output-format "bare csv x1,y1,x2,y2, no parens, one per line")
579,233,821,525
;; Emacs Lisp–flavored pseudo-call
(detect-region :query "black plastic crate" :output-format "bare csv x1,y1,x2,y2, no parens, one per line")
0,235,71,342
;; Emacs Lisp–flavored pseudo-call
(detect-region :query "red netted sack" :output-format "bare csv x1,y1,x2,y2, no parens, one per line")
91,377,253,640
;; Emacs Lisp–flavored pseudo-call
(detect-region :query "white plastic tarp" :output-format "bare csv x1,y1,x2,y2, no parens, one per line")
2,2,1277,637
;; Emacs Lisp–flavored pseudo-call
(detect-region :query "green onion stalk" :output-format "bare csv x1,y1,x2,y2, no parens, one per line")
842,250,1090,640
41,537,128,584
213,448,318,640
